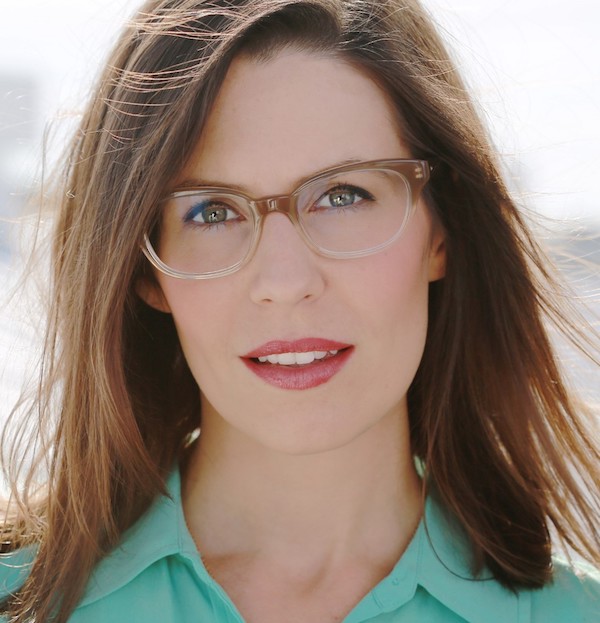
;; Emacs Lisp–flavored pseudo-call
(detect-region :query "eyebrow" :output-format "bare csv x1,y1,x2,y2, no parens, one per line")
172,157,365,194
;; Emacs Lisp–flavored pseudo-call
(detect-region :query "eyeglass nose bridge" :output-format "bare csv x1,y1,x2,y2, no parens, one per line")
253,194,304,234
254,194,294,217
250,193,316,256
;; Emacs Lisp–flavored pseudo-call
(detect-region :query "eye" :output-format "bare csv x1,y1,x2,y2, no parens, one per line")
314,184,374,210
184,200,241,226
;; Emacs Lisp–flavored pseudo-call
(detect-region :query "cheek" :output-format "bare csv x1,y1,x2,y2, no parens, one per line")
350,227,432,372
355,233,431,318
158,281,235,382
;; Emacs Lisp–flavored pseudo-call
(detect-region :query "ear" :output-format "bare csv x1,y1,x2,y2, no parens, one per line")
427,225,447,282
136,277,172,313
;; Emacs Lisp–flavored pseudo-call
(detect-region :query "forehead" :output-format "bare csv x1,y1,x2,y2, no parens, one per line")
172,50,410,194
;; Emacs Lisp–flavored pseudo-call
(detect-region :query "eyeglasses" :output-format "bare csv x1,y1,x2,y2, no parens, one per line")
142,158,431,280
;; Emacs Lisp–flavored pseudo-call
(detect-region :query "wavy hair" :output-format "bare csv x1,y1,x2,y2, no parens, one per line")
1,0,599,621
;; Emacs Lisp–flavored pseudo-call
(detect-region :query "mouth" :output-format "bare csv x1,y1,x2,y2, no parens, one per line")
242,339,353,389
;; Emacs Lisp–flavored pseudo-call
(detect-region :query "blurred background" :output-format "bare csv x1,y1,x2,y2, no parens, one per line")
0,0,598,418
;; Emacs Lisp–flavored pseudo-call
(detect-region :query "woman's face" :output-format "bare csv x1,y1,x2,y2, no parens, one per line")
143,50,446,455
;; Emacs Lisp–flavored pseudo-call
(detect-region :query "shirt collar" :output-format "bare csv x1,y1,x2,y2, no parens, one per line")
0,546,38,596
366,488,530,623
416,489,529,622
80,469,531,622
79,468,206,607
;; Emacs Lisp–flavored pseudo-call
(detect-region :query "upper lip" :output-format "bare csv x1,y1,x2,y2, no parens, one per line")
243,338,352,359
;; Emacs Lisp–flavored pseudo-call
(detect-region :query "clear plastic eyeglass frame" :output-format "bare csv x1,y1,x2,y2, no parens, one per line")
142,158,432,280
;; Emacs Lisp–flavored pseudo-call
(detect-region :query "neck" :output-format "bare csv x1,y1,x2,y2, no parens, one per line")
182,405,422,575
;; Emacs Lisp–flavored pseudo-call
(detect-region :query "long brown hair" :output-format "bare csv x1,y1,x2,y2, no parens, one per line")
2,0,599,621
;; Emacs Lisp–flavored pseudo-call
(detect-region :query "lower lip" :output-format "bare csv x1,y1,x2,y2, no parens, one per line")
242,348,353,390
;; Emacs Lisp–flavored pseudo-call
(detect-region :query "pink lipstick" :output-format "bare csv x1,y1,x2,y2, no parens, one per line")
242,339,353,390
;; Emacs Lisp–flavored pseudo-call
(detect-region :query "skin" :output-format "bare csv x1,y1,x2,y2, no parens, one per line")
141,50,446,623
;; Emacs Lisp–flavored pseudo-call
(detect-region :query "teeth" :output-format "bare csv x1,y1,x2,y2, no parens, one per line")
270,352,294,365
295,351,315,365
256,350,338,366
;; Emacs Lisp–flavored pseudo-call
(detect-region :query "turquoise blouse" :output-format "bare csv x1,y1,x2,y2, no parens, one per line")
1,469,598,622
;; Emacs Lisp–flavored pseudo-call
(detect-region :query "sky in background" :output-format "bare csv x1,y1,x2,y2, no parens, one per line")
0,0,599,225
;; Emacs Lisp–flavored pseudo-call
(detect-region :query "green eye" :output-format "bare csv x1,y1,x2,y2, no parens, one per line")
184,201,238,225
203,207,228,223
329,190,356,207
314,184,374,211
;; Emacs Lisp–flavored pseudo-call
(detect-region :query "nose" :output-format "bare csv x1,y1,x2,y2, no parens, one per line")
248,212,325,306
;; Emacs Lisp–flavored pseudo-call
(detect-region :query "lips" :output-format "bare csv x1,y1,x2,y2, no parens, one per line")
242,339,353,390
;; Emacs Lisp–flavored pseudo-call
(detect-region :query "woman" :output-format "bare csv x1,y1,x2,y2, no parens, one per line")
1,0,598,621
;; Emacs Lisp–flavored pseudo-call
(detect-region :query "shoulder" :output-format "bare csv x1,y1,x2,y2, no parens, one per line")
0,546,36,598
421,490,600,623
529,558,600,623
